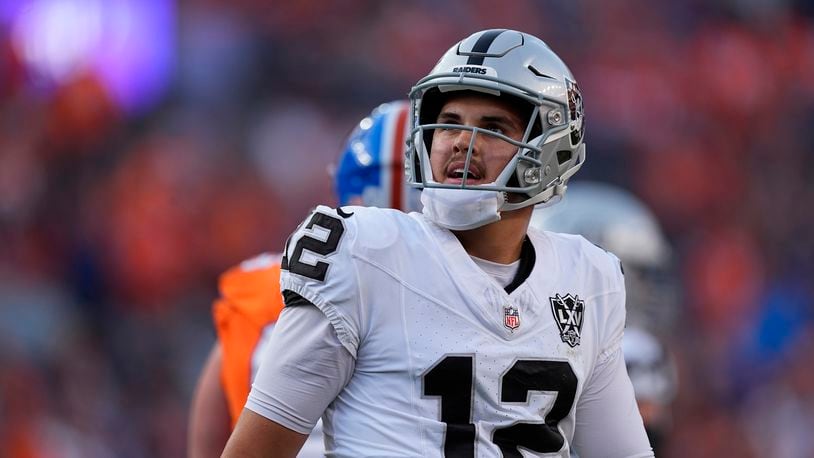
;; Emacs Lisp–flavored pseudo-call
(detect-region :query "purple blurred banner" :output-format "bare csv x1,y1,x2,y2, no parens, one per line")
7,0,174,114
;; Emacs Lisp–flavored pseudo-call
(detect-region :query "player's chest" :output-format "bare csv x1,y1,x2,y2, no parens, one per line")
359,247,599,379
365,275,595,384
402,290,591,372
396,265,592,348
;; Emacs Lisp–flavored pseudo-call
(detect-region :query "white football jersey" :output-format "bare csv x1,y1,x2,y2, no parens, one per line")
277,205,648,457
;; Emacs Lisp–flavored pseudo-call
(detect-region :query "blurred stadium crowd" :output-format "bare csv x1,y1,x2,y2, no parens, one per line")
1,0,813,456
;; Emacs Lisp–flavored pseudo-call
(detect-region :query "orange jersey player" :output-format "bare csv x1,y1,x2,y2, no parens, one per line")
213,253,284,429
187,100,419,458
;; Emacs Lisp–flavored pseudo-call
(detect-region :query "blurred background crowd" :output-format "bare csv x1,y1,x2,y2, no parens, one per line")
1,0,813,456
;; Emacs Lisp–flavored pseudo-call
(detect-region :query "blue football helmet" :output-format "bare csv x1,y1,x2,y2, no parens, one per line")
334,100,421,212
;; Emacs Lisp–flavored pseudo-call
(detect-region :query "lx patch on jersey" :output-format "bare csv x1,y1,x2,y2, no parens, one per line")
550,293,584,347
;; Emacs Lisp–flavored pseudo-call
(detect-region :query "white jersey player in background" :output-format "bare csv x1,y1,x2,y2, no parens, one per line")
531,181,680,455
223,29,653,457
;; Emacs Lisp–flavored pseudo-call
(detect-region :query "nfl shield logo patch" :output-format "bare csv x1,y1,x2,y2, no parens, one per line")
550,293,585,347
504,306,520,332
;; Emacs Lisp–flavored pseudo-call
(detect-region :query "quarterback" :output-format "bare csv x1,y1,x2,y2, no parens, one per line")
223,29,653,457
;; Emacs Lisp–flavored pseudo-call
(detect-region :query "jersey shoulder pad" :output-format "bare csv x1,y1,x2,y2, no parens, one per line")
537,230,625,292
280,204,416,296
279,206,376,355
280,205,411,280
281,205,358,283
341,205,418,251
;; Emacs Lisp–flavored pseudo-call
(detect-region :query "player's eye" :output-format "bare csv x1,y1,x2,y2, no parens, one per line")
485,125,505,135
434,122,463,133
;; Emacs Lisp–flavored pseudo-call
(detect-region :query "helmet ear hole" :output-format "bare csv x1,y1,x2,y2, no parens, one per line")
506,174,520,188
557,150,572,165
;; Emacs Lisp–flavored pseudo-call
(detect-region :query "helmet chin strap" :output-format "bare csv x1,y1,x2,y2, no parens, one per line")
500,181,566,212
421,184,506,231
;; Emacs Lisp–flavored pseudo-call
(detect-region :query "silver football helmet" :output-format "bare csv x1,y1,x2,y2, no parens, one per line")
530,181,679,330
406,29,586,211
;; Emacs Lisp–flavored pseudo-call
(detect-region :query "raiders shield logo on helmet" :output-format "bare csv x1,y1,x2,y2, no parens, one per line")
565,78,584,146
550,293,584,347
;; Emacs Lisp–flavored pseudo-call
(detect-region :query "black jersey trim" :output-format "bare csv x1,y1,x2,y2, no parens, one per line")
282,289,315,307
504,237,535,294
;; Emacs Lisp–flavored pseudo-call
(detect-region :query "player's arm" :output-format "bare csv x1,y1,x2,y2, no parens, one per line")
222,301,355,457
573,254,653,457
188,344,231,458
571,344,653,457
223,206,361,456
221,409,307,458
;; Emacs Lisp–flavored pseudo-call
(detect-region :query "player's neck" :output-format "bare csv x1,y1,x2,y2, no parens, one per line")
452,206,532,264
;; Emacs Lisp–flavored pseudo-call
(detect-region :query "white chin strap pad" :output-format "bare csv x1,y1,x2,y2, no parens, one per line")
421,186,505,231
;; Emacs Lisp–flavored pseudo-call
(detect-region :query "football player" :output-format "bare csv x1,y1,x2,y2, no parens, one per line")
530,181,679,454
621,326,677,454
223,29,653,457
187,100,416,458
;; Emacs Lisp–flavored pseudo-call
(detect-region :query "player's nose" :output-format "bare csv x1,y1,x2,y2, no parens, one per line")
452,128,480,157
